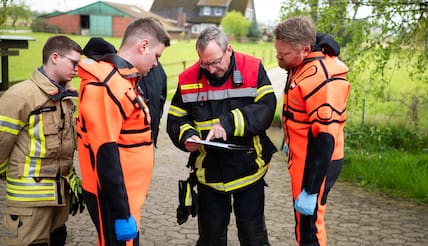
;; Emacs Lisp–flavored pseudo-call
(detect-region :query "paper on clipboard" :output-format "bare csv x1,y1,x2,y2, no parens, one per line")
186,139,254,151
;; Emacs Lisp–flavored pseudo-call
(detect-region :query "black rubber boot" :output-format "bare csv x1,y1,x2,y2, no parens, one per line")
237,217,270,246
196,216,228,246
50,224,67,246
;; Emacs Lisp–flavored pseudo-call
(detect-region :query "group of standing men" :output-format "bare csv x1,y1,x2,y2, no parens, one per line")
0,14,349,246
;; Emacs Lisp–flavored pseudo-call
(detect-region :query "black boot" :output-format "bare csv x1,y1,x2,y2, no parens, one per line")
196,216,228,246
50,224,67,246
237,217,270,246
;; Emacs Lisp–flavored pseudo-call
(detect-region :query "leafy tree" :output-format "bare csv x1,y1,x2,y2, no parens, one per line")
220,11,251,41
8,3,32,27
247,19,261,41
279,0,427,129
0,0,12,26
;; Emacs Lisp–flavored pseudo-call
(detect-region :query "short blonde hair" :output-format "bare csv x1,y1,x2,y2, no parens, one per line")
274,16,316,49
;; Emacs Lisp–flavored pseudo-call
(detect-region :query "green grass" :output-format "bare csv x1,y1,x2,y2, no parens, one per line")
342,150,428,203
1,32,277,95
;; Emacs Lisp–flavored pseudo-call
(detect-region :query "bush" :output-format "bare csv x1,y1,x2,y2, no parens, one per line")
247,20,261,42
345,124,428,152
30,18,60,33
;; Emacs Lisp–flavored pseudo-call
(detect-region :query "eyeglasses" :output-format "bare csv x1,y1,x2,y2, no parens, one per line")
60,54,79,69
199,50,226,69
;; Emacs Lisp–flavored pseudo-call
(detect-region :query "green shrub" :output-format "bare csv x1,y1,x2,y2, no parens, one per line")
30,18,60,33
345,124,428,152
343,124,428,204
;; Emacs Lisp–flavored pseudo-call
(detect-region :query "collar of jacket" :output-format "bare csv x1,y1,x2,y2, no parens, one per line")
303,51,325,64
99,53,141,79
36,67,77,101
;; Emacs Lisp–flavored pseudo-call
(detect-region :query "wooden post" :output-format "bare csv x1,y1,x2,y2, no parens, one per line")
0,35,35,91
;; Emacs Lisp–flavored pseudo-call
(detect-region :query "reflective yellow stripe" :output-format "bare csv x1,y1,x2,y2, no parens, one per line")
194,118,220,131
6,177,56,202
195,146,207,170
181,83,203,90
184,182,192,206
0,115,25,135
198,164,269,192
179,123,195,142
168,105,188,117
232,109,244,136
194,134,267,192
255,85,274,102
0,158,8,175
25,114,46,177
253,135,264,168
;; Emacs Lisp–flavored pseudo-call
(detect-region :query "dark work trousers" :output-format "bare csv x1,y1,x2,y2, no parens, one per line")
196,179,267,245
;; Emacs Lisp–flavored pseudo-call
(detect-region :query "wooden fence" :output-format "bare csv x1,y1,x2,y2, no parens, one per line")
161,49,277,87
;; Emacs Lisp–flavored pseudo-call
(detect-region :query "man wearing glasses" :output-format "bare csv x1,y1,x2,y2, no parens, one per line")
167,26,277,245
0,35,84,245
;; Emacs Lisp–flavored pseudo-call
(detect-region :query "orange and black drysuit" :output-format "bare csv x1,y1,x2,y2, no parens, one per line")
283,51,350,246
167,51,277,245
76,54,153,246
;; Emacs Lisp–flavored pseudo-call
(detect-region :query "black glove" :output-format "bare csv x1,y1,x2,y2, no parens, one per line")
176,178,198,225
65,170,85,216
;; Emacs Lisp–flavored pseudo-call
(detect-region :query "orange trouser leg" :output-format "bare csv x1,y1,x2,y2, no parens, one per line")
293,182,327,246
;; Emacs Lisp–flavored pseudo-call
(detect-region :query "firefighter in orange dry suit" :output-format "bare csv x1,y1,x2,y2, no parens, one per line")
76,18,170,245
274,17,351,246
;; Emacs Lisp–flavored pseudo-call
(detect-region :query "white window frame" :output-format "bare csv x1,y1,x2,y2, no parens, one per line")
202,6,211,16
214,7,222,16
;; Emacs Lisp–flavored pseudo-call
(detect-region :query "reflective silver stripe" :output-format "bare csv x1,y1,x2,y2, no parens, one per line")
252,135,264,168
182,87,256,103
232,109,244,136
6,177,56,201
26,114,46,177
255,85,274,102
0,115,25,135
184,182,192,206
194,118,220,131
179,123,196,142
197,164,269,192
195,146,206,170
7,180,54,187
194,134,268,192
168,105,188,117
6,192,54,199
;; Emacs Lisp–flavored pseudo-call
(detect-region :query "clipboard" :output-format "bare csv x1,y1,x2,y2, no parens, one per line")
187,139,254,151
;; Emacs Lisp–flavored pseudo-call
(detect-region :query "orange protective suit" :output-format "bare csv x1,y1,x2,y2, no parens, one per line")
76,55,154,246
282,51,350,246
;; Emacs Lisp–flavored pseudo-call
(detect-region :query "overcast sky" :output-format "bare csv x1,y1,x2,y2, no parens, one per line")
22,0,283,25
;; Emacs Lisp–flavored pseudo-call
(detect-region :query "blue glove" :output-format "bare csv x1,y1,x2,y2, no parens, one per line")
294,189,317,215
115,216,138,241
